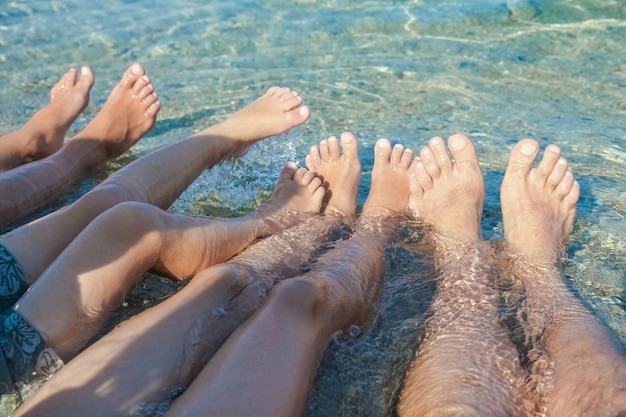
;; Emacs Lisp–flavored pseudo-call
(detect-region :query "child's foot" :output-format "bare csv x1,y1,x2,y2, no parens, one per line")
24,67,95,159
305,132,361,215
409,134,484,241
75,63,160,158
500,139,579,264
361,138,416,217
207,86,311,158
256,162,326,231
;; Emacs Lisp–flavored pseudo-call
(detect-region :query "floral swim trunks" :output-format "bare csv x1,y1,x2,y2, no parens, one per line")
0,244,64,401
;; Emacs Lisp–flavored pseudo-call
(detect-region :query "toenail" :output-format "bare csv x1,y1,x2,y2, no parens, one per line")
299,106,308,116
80,66,89,75
520,143,537,156
130,63,143,74
449,136,466,150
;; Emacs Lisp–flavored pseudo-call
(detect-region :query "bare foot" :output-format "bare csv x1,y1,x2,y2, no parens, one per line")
409,134,484,241
361,138,416,217
207,86,311,157
305,132,361,215
74,63,160,158
501,139,580,264
256,162,326,232
22,67,95,159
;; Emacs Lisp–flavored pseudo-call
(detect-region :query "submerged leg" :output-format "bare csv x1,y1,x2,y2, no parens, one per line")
0,85,310,297
12,132,358,417
397,134,525,417
164,136,415,417
501,139,626,416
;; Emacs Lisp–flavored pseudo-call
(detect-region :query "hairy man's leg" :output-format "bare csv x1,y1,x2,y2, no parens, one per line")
501,139,626,416
397,135,526,417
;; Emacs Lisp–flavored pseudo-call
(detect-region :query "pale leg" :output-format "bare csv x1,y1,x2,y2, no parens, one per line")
397,135,526,417
501,139,626,416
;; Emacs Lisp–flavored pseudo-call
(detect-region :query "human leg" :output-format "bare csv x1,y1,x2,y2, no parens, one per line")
0,63,160,227
396,135,526,417
12,162,324,362
501,139,626,416
0,67,94,170
164,136,415,417
0,84,309,298
12,132,359,417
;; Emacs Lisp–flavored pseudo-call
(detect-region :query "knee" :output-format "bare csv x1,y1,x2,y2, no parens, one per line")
92,201,165,239
268,278,327,320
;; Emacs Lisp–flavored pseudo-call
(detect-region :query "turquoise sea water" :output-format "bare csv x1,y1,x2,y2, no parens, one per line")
1,1,625,415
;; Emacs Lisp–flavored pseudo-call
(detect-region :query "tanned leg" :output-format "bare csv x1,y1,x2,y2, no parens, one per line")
164,135,415,417
501,139,626,416
397,134,526,417
0,67,94,170
14,162,325,361
0,63,159,227
0,85,310,285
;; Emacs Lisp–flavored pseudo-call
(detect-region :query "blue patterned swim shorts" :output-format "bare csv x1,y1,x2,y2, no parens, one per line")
0,244,64,400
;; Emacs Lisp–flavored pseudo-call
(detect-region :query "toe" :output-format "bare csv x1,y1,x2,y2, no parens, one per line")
400,148,414,169
414,159,433,190
506,138,540,178
420,146,440,179
447,134,479,173
122,63,146,88
430,136,452,174
306,145,322,171
546,157,568,190
77,66,95,90
339,132,359,161
374,138,393,167
536,144,562,184
391,143,405,166
319,138,332,162
328,136,340,160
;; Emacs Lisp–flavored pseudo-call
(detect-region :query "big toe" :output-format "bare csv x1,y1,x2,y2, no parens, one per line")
286,105,310,127
447,134,479,173
505,138,540,178
76,66,95,91
121,63,146,88
339,132,359,161
373,138,393,166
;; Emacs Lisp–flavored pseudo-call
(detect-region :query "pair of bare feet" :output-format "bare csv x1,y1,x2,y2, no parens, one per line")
0,63,160,171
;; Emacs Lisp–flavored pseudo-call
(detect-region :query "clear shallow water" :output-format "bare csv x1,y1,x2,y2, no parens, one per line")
1,0,625,415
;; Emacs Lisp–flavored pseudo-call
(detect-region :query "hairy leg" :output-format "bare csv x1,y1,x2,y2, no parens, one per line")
0,85,310,286
164,136,414,417
0,63,160,227
13,132,358,417
397,134,525,417
501,139,626,416
0,67,94,170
